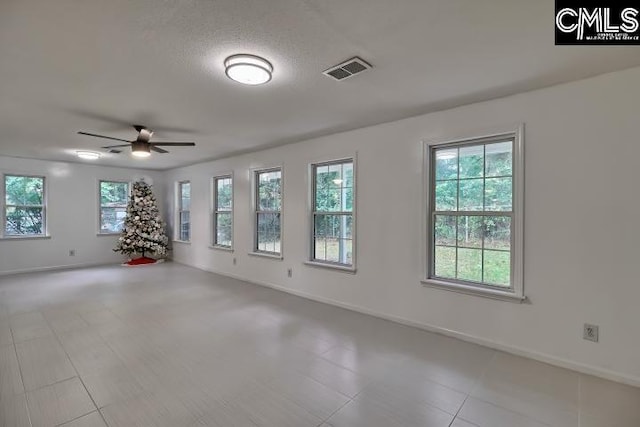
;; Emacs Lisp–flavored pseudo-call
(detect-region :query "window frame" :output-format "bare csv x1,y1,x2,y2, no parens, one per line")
1,173,48,239
211,173,234,251
97,180,130,235
250,166,283,259
306,157,357,272
422,125,525,302
176,180,191,243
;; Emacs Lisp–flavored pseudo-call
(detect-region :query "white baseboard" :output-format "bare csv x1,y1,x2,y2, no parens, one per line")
0,261,119,277
188,263,640,388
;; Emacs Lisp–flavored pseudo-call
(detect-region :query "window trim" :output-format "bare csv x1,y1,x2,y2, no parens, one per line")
307,156,357,272
175,180,191,243
421,124,525,302
1,173,48,239
97,179,130,235
211,173,234,251
250,166,283,259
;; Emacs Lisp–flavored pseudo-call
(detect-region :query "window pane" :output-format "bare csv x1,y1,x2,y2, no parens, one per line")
483,250,510,286
435,180,457,211
216,178,232,210
101,207,127,233
257,212,280,253
5,176,44,206
315,161,353,213
484,216,511,250
343,162,354,188
314,213,352,264
434,215,456,246
485,141,512,177
459,145,484,179
315,238,327,261
215,213,232,247
5,207,43,235
434,246,456,279
180,211,190,241
100,182,128,206
180,182,191,210
258,171,281,211
435,149,458,180
485,177,512,211
457,216,482,248
459,179,483,211
457,248,482,282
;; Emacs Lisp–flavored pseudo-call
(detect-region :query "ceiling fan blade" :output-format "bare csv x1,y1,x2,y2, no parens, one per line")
78,131,130,143
101,144,132,149
150,146,169,154
150,142,196,146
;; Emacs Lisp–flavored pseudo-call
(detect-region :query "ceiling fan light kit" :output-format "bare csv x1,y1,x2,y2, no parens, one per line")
224,54,273,85
131,141,151,158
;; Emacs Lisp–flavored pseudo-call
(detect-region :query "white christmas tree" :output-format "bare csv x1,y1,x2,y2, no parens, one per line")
114,180,168,259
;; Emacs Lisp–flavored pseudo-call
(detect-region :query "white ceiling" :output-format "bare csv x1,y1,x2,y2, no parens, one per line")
1,0,639,170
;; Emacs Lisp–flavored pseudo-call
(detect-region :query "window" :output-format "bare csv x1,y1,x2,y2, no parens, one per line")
212,175,233,249
311,159,355,267
3,175,46,237
425,129,523,300
99,181,129,234
254,168,282,255
177,181,191,242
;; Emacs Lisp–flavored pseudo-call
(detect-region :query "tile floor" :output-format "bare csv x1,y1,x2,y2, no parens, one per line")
0,263,638,427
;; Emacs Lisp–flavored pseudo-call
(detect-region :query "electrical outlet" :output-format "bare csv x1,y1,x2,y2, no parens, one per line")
287,268,292,278
69,249,75,257
233,257,237,265
584,323,599,342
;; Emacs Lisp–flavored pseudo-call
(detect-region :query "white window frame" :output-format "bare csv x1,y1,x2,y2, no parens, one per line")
305,157,357,272
250,167,283,259
176,180,191,243
1,173,48,239
422,124,525,302
211,173,233,251
98,180,130,235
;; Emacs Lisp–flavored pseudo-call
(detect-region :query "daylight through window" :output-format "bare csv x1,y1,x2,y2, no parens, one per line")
4,175,46,237
312,160,354,266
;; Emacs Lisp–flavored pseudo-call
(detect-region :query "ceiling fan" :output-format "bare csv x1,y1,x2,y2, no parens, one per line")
77,125,196,157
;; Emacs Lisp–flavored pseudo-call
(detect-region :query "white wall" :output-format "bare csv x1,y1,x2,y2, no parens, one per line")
167,66,640,386
0,157,165,274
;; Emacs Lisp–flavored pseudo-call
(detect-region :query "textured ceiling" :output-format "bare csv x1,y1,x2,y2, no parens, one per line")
1,0,639,170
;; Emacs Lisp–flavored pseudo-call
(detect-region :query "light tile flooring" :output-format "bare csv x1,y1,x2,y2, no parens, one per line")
0,263,638,427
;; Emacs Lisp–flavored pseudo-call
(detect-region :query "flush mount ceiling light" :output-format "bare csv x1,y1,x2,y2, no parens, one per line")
76,151,100,160
224,54,273,85
131,141,151,158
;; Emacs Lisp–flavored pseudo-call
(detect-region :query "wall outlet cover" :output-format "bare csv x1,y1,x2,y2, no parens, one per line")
583,323,599,342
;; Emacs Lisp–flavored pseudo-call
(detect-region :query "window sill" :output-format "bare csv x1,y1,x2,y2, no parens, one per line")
248,251,283,260
97,232,120,237
173,240,191,245
0,235,51,241
421,278,527,303
209,245,233,252
304,261,356,274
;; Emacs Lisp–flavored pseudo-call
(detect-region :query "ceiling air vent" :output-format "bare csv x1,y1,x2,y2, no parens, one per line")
323,57,372,81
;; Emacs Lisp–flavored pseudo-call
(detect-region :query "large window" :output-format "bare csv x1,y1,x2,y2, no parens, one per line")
3,175,46,237
311,159,354,267
426,129,523,300
177,181,191,242
212,175,233,249
254,168,282,255
99,181,129,234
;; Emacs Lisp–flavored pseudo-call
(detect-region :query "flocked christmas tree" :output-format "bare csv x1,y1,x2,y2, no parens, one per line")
114,180,168,262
